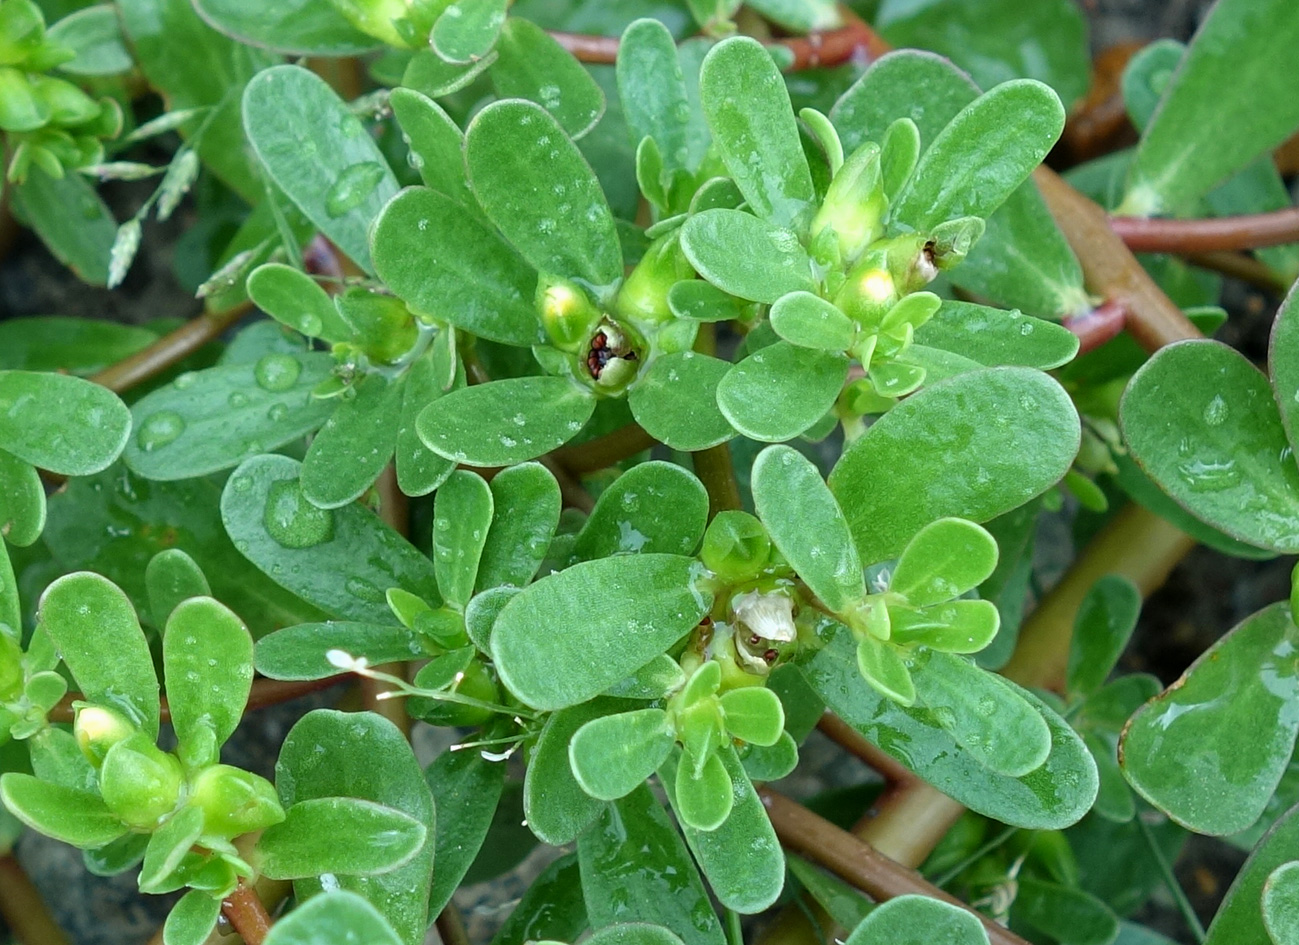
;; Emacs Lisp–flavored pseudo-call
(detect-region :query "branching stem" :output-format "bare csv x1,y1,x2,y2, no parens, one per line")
221,881,273,945
1111,206,1299,254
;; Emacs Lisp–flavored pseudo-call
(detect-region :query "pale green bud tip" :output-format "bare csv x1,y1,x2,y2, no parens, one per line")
73,705,136,766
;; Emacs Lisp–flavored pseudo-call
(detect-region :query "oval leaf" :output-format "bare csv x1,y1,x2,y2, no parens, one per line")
573,461,709,561
0,371,130,476
718,343,848,442
680,210,816,304
163,597,253,759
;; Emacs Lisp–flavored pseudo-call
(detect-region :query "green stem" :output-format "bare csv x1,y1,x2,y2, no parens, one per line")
726,909,744,945
693,443,743,518
1136,815,1207,944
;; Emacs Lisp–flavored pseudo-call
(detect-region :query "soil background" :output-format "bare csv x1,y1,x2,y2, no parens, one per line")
0,1,1290,943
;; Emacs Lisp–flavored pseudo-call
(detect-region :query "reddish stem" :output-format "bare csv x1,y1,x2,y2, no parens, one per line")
1063,299,1127,355
1110,206,1299,254
48,676,343,725
221,881,273,945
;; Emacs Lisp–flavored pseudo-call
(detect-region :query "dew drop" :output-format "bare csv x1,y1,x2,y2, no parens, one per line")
1202,394,1228,427
137,411,185,452
254,354,302,392
173,372,198,391
228,391,250,409
324,162,386,218
263,479,335,549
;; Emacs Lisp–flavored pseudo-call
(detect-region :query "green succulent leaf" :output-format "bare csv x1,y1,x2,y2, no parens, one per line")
163,597,253,762
39,571,159,736
276,710,435,945
769,292,856,351
139,804,204,893
418,377,596,467
618,18,706,182
255,622,423,680
856,635,915,705
718,343,848,443
586,926,688,945
1121,0,1299,215
372,187,542,347
914,301,1080,370
718,687,784,747
661,744,784,913
466,99,619,288
1264,861,1299,945
524,700,610,845
1012,879,1119,945
431,0,507,64
263,890,403,945
432,471,494,610
893,79,1064,232
830,367,1079,565
221,455,441,623
628,352,735,451
425,748,506,917
680,210,816,303
1203,804,1299,945
1065,575,1142,700
1121,602,1299,835
890,518,999,607
246,265,353,343
845,894,989,945
243,65,398,273
395,353,459,499
490,17,605,140
491,853,587,945
191,0,378,55
0,773,126,848
699,36,815,231
752,445,863,612
475,462,560,591
888,600,1000,654
800,616,1097,828
10,160,117,287
911,649,1051,777
570,708,675,800
301,374,402,509
258,797,426,880
1270,282,1299,451
493,554,712,710
45,5,132,76
0,371,130,476
573,461,709,561
0,317,155,376
162,890,221,945
578,784,725,945
388,90,472,205
145,550,210,632
0,449,44,548
123,354,335,481
1121,339,1299,552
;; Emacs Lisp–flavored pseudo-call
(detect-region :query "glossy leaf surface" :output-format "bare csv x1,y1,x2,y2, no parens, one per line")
492,554,711,710
490,18,605,139
914,302,1079,370
890,518,998,607
570,708,675,800
573,461,709,561
255,622,424,680
258,797,426,879
192,0,377,55
425,748,505,916
628,352,735,451
477,463,560,591
1066,576,1141,699
718,343,848,442
830,367,1079,564
163,597,252,758
1204,804,1299,945
0,371,130,476
680,209,815,303
262,891,402,945
845,895,989,945
1120,602,1299,835
301,375,402,509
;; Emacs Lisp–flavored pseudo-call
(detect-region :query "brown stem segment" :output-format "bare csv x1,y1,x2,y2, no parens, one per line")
1110,206,1299,254
759,789,1033,945
550,422,658,475
90,303,251,394
0,855,72,945
221,880,273,945
1063,300,1127,356
1033,168,1202,352
435,903,472,945
692,443,743,519
1185,250,1292,294
48,676,343,725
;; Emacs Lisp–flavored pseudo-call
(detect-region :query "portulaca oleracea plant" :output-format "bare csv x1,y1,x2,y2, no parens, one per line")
4,1,1299,945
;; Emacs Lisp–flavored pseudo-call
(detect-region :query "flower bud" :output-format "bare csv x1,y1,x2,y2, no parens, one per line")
537,274,601,352
810,141,888,264
334,288,419,364
190,765,286,839
73,704,136,767
929,216,985,271
613,232,694,325
701,511,771,585
581,319,644,394
99,733,183,828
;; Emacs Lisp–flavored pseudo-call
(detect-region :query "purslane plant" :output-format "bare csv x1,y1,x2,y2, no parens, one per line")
3,1,1299,945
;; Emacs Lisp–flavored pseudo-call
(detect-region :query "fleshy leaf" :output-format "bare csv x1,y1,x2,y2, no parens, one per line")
1121,339,1299,552
661,744,784,913
1264,861,1299,945
257,797,426,879
890,518,999,607
300,374,402,509
492,554,712,710
718,343,848,443
432,471,494,610
246,265,353,343
163,890,221,945
0,371,130,476
163,597,253,762
489,18,605,140
477,462,560,591
1065,575,1142,699
680,209,816,303
770,292,856,351
425,748,505,916
524,700,609,845
699,36,815,231
191,0,378,55
389,90,472,205
752,445,863,613
0,449,44,547
39,572,159,736
628,352,735,451
888,600,1000,654
256,622,424,680
395,353,458,498
570,708,676,800
466,99,619,288
1120,602,1299,835
578,784,726,945
372,187,542,347
0,774,126,848
243,65,398,273
221,455,441,623
845,894,989,945
892,79,1064,232
431,0,507,64
262,891,403,945
914,301,1079,370
830,367,1079,565
573,462,709,561
123,354,335,481
1204,804,1299,945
